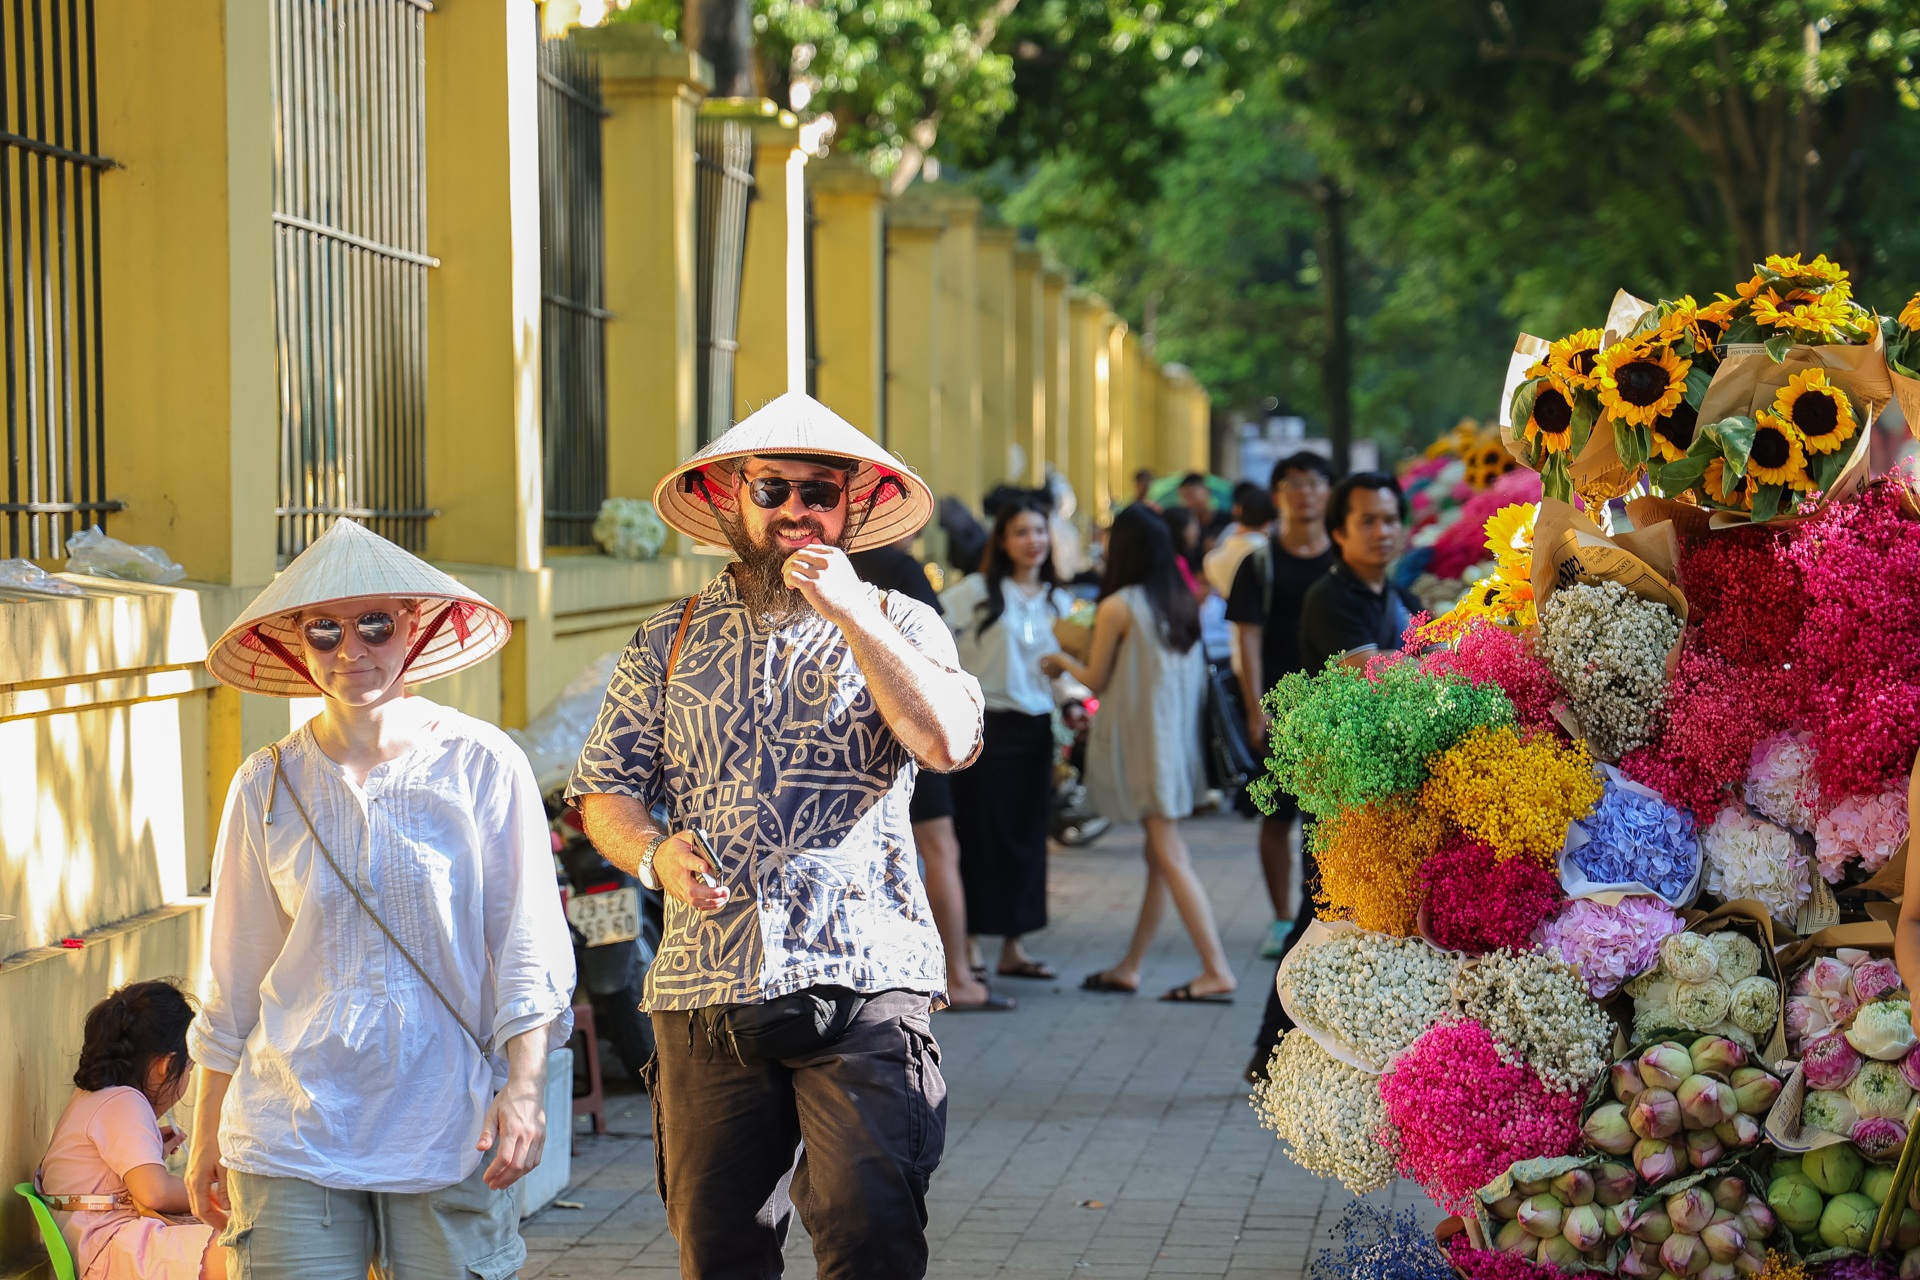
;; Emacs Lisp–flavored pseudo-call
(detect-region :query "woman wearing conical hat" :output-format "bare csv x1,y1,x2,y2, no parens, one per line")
568,392,985,1278
185,520,575,1279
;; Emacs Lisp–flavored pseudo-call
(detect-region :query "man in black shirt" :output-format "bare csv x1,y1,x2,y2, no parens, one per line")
1224,452,1335,961
1246,469,1417,1083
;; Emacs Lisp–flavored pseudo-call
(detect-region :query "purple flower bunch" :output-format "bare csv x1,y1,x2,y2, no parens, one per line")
1570,774,1699,902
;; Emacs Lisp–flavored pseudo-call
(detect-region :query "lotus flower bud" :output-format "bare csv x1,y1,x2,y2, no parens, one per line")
1686,1127,1724,1169
1700,1262,1738,1280
1735,1196,1775,1241
1803,1032,1865,1090
1594,1161,1639,1206
1604,1204,1631,1238
1668,1187,1715,1234
1853,1115,1909,1160
1661,1231,1707,1276
1488,1193,1523,1220
1854,957,1904,1004
1551,1168,1596,1207
1899,1207,1920,1251
1708,1177,1747,1211
1614,1059,1648,1103
1562,1203,1606,1251
1494,1218,1533,1254
1518,1194,1565,1239
1617,1242,1660,1277
1766,1173,1824,1235
1537,1234,1583,1268
1900,1046,1920,1093
1700,1219,1745,1263
1904,1244,1920,1280
1690,1035,1748,1078
1514,1176,1551,1197
1729,1066,1782,1115
1635,1137,1681,1185
1714,1113,1763,1148
1586,1102,1638,1153
1641,1042,1696,1091
1632,1088,1685,1140
1678,1075,1739,1128
1736,1245,1768,1277
1629,1206,1674,1244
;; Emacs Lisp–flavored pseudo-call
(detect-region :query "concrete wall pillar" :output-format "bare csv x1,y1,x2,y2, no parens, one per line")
1066,292,1099,526
1093,306,1118,522
425,0,546,572
709,99,807,416
808,156,888,436
884,206,945,490
915,189,982,510
976,226,1018,490
1011,248,1045,485
573,25,711,508
1041,269,1071,490
95,0,276,589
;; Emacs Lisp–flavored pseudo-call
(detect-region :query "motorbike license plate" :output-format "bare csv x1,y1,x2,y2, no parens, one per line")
566,886,641,947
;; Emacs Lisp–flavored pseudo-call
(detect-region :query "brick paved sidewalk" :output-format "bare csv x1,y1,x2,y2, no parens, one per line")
522,811,1441,1279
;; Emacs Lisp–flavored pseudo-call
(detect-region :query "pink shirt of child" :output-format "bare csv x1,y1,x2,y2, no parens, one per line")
37,1087,213,1280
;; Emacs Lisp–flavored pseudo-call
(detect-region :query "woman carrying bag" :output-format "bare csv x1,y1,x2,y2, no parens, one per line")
940,498,1074,986
187,519,576,1280
1043,505,1236,1004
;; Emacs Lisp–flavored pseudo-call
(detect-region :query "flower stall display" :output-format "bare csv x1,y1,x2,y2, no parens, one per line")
1269,250,1920,1277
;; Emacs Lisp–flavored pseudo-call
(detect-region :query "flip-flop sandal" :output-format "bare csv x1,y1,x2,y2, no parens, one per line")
1160,983,1235,1005
997,960,1057,980
943,991,1017,1012
1080,971,1139,994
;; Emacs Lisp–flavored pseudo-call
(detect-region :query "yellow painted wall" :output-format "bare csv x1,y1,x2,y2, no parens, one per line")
577,25,710,510
924,191,982,511
1066,293,1098,526
1011,248,1046,486
425,0,546,572
1041,270,1070,487
808,157,888,436
976,227,1018,490
884,208,944,484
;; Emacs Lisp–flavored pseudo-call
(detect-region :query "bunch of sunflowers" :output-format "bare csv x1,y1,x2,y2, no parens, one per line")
1511,254,1878,520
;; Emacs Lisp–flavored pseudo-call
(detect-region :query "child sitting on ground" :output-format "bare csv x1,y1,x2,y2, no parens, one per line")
36,979,226,1280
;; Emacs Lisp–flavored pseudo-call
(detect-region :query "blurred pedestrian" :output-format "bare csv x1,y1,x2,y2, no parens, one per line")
1226,452,1334,959
571,394,984,1278
941,498,1073,985
1246,469,1416,1082
852,539,1009,1012
1043,505,1236,1004
1132,467,1159,510
1203,482,1275,601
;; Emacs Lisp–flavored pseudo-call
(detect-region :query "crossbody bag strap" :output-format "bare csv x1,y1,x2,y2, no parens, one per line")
664,595,697,683
266,743,489,1056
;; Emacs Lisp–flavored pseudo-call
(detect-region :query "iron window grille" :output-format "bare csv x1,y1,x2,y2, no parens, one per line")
271,0,436,560
2,0,118,561
537,32,609,548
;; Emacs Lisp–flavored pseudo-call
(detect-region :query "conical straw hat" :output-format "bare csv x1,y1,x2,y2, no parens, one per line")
206,520,511,697
653,392,935,553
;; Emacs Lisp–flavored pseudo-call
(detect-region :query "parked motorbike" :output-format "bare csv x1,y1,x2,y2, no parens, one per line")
547,790,661,1088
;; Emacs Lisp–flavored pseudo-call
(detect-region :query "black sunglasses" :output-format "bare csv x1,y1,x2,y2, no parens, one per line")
301,611,399,652
746,476,845,512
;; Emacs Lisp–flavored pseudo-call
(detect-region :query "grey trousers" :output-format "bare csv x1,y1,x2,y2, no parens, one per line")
645,990,948,1280
221,1160,522,1280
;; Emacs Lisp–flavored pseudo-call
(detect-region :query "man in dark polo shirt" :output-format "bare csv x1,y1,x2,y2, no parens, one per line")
1248,469,1416,1083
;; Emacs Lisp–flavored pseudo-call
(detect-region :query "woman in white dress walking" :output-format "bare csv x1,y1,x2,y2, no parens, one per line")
1042,504,1236,1003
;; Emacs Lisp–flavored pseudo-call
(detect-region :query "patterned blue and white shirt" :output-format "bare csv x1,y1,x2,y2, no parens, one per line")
567,570,982,1011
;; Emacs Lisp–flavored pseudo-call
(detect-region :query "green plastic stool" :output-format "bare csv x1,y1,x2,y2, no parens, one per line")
13,1182,78,1280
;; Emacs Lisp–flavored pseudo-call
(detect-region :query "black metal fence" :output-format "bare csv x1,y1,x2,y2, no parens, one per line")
271,0,434,559
693,118,752,445
537,34,608,548
2,0,117,561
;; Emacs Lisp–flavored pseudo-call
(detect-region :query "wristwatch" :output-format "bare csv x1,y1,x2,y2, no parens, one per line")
636,831,667,891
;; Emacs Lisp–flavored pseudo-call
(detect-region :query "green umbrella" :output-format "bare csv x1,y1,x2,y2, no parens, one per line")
1143,472,1234,509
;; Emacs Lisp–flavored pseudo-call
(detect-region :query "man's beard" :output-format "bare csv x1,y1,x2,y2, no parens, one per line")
720,509,852,624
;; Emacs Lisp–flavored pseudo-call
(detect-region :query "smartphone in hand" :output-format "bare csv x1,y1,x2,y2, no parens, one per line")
690,828,722,890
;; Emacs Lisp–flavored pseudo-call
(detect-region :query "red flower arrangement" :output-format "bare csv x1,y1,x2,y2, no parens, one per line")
1444,1235,1578,1280
1677,524,1804,669
1417,836,1563,954
1621,646,1799,823
1378,1017,1584,1213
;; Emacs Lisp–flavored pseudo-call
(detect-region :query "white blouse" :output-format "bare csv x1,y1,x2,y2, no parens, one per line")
940,574,1072,716
188,701,576,1193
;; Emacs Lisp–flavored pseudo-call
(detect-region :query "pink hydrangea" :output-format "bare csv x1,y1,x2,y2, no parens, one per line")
1815,788,1910,884
1745,730,1824,832
1378,1017,1583,1213
1539,896,1686,998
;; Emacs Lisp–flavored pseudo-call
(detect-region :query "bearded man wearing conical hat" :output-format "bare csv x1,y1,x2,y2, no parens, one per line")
184,521,576,1279
568,393,985,1278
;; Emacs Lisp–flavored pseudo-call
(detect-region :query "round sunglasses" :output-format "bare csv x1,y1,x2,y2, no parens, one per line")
745,476,846,512
301,611,399,652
